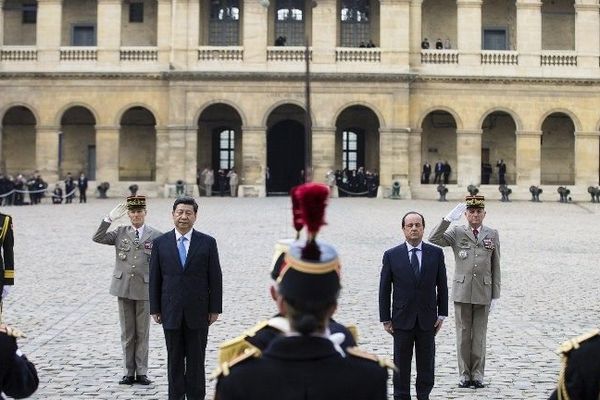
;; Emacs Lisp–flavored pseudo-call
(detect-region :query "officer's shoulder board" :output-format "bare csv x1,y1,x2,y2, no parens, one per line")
346,346,397,372
0,213,11,241
211,347,261,380
217,320,271,364
557,328,600,356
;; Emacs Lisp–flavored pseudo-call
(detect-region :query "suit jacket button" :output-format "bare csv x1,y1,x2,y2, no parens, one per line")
473,273,477,277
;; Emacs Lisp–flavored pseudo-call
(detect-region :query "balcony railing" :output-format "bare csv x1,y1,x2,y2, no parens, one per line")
1,46,38,61
540,51,577,66
60,47,97,61
198,46,244,61
481,50,518,65
120,46,158,62
267,46,311,62
421,49,459,64
335,47,381,62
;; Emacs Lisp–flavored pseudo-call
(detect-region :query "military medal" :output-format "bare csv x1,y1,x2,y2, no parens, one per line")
118,252,127,260
458,250,468,259
483,238,495,250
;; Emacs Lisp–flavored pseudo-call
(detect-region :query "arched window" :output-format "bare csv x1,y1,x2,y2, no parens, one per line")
342,130,358,170
218,129,235,170
340,0,370,47
275,0,305,46
209,0,240,46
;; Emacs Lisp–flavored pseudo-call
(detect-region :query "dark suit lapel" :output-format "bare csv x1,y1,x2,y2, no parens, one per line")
166,230,184,269
184,230,201,268
396,243,417,284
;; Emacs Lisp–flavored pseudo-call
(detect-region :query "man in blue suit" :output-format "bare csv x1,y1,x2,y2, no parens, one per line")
149,197,223,400
379,211,448,400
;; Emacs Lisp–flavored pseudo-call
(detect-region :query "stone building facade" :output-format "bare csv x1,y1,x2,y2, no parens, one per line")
0,0,599,199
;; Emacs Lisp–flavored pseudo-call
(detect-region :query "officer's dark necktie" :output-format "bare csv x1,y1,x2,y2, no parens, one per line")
178,237,187,268
134,229,140,246
410,248,420,279
473,229,479,240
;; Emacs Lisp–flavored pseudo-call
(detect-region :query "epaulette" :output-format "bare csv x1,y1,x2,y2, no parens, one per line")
266,316,289,333
346,324,359,344
0,325,26,338
217,320,269,364
557,328,600,355
211,347,261,380
346,346,397,372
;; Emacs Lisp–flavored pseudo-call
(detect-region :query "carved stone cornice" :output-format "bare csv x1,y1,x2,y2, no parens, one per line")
574,131,600,137
456,129,482,136
574,3,600,12
515,130,542,137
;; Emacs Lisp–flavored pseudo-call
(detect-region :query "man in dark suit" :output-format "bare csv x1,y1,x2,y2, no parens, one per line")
77,172,88,203
421,162,432,184
433,161,444,184
149,197,223,400
379,211,448,400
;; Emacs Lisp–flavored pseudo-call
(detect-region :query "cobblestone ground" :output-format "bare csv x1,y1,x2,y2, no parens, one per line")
1,196,599,399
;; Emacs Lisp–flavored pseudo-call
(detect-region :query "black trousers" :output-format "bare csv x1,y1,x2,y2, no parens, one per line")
164,322,209,400
393,324,435,400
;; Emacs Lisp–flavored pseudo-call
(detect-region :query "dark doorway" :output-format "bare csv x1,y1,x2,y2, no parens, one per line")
267,120,305,195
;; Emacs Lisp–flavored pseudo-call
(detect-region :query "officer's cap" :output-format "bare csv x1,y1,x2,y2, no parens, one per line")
126,195,146,210
465,195,485,209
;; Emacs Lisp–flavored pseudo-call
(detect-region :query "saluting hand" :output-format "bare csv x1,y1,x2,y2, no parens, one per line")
445,203,467,222
108,203,128,221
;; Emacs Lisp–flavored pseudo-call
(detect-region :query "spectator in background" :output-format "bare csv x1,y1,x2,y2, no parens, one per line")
421,38,430,49
435,38,443,49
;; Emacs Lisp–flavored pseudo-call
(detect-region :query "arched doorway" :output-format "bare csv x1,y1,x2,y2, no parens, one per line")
119,107,156,181
266,104,306,195
481,111,516,185
541,112,574,185
421,110,457,184
1,106,36,175
60,106,96,180
197,104,243,195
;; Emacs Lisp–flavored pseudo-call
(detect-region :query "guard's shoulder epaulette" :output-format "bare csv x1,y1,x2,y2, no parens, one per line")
0,325,26,338
217,320,269,364
346,346,397,372
211,347,261,380
557,328,600,355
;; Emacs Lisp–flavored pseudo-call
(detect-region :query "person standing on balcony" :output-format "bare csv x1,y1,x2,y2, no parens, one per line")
421,38,430,49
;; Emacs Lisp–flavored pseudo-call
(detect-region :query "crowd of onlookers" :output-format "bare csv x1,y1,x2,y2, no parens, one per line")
197,167,239,197
0,171,88,205
327,167,379,197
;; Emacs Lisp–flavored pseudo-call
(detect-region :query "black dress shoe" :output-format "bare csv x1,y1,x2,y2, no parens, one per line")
472,380,485,389
119,376,135,385
135,375,152,385
458,380,471,388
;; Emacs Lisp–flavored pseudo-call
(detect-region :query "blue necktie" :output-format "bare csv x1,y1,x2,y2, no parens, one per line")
178,237,187,268
410,248,420,278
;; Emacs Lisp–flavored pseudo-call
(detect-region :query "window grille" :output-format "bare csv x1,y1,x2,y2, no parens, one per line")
209,0,241,46
275,0,305,46
340,0,370,47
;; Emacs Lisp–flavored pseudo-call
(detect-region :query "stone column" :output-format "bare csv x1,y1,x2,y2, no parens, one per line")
575,2,600,69
380,0,410,66
97,0,122,64
155,126,170,185
167,125,187,183
515,130,542,185
184,125,198,191
456,129,482,187
157,0,172,64
241,126,266,197
35,126,61,182
171,0,190,67
0,0,5,46
457,0,482,66
409,0,423,67
408,128,422,189
95,126,120,184
312,127,335,184
37,0,63,64
379,128,410,193
311,0,336,64
574,131,600,186
243,0,268,65
516,0,542,67
187,0,200,64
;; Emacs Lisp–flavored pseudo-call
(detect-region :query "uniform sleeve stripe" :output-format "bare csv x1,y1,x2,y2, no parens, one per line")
4,270,14,278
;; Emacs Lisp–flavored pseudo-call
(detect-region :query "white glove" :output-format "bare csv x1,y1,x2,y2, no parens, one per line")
444,203,467,222
490,299,498,313
108,203,128,222
2,286,11,299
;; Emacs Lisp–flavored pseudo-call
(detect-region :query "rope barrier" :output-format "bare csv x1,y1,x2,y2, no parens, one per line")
0,187,78,200
335,185,374,196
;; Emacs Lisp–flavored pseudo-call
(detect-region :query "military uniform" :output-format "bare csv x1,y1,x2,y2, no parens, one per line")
0,213,14,317
0,325,38,399
92,196,162,380
429,195,501,385
549,329,600,400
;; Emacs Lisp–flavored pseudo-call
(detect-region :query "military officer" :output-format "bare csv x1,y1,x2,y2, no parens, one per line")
217,238,357,364
549,329,600,400
93,195,162,385
429,195,501,389
0,324,38,398
215,183,393,400
0,212,14,322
